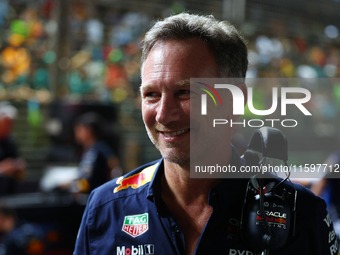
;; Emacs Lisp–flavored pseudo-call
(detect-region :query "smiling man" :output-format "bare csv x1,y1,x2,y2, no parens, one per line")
141,38,218,166
74,13,337,255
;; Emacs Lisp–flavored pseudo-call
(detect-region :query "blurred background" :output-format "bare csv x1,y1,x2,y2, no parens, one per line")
0,0,340,254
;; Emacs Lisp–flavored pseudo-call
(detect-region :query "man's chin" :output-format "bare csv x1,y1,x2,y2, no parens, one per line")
162,154,190,167
153,142,190,165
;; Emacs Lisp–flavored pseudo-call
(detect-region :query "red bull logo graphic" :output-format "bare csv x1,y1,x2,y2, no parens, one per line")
256,215,286,224
114,163,158,193
256,215,287,229
114,172,147,193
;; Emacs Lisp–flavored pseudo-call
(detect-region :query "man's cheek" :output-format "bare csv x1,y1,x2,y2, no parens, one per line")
141,104,151,122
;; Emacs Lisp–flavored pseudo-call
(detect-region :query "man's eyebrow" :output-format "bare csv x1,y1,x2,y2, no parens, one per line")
177,79,190,86
140,79,191,92
140,84,157,93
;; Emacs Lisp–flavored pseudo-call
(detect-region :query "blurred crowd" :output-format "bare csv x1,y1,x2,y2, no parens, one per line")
0,0,340,254
0,0,339,141
0,101,120,254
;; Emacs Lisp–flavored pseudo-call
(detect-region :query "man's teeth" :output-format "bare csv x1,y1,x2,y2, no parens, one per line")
163,129,188,137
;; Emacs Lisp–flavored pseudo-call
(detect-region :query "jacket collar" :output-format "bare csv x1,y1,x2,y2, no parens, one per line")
146,145,248,216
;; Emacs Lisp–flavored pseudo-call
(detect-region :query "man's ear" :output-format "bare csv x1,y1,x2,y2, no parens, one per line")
231,82,247,121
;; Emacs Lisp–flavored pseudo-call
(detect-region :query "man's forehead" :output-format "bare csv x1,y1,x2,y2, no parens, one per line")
143,37,215,66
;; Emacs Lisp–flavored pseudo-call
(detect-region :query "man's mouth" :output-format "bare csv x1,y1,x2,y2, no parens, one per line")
161,129,190,137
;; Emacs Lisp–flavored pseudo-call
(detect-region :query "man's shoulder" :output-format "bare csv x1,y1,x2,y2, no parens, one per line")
275,178,323,205
292,181,326,212
277,179,327,226
86,159,161,210
279,181,337,254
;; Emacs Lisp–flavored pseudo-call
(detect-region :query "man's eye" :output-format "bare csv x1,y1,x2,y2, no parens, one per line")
178,90,191,99
144,92,159,98
179,90,190,95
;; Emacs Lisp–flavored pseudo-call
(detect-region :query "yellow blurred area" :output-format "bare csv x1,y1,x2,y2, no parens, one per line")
76,178,90,193
2,70,16,84
309,47,326,66
112,87,128,103
1,47,31,81
280,58,295,77
8,34,25,47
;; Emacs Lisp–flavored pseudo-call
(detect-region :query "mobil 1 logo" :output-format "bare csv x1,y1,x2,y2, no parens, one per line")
116,244,154,255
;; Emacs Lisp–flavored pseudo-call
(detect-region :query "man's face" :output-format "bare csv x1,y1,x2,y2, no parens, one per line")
141,38,219,165
74,124,92,146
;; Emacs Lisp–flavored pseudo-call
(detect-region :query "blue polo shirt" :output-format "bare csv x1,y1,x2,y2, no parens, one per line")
74,149,338,255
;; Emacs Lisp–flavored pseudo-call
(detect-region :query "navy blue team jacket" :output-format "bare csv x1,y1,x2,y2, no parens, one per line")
74,149,338,255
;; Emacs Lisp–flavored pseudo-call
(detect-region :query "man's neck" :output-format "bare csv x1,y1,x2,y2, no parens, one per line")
162,144,233,202
161,159,225,255
162,160,221,206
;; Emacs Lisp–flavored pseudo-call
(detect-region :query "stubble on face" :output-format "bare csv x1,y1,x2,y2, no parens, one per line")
145,122,191,166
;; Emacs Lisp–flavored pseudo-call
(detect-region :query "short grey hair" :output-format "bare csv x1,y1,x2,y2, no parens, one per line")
141,13,248,78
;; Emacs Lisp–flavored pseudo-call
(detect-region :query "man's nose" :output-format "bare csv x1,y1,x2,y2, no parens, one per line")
155,96,181,124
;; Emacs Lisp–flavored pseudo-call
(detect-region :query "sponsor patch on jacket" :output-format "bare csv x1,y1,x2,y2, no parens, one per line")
122,213,149,238
116,244,154,255
114,163,158,193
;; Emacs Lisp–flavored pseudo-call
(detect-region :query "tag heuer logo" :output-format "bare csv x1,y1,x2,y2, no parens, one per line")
122,213,149,237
